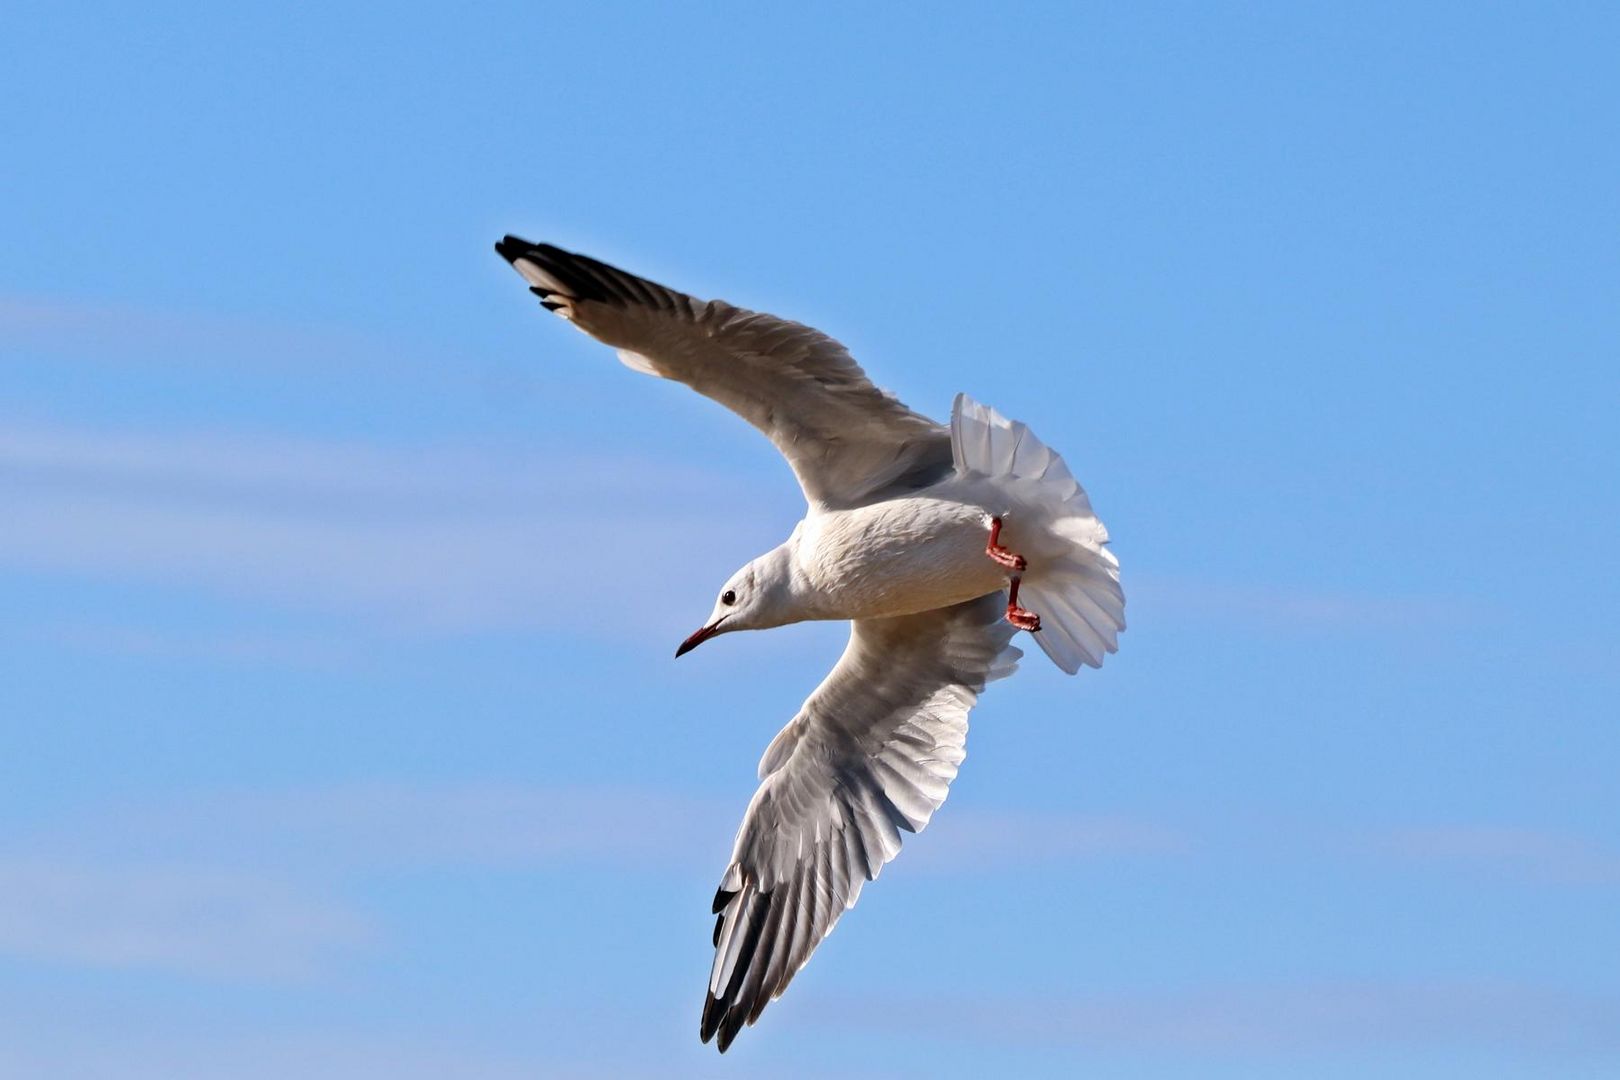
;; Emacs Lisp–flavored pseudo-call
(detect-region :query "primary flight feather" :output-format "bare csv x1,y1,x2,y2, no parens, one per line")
495,237,1124,1051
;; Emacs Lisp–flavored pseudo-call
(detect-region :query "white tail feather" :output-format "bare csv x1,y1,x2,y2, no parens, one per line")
951,393,1125,675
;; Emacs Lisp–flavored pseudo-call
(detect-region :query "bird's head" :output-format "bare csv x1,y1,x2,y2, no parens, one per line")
676,546,798,657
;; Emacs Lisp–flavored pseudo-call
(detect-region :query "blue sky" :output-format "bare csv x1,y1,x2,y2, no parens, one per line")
3,2,1618,1076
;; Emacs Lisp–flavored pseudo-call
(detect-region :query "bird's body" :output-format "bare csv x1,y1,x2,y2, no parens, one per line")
777,476,1073,623
788,494,1004,620
494,236,1125,1051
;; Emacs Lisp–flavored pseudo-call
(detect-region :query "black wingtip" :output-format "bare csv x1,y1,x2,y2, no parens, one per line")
716,1007,747,1053
528,285,564,312
701,997,740,1053
711,885,737,946
700,992,723,1045
493,234,535,265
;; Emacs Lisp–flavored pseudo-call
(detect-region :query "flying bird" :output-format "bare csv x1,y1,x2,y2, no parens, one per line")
494,237,1124,1051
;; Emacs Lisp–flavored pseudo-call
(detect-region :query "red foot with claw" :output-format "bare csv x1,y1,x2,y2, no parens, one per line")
985,516,1027,572
1005,575,1042,633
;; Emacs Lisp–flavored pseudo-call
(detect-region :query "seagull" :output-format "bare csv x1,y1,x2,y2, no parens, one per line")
494,237,1124,1052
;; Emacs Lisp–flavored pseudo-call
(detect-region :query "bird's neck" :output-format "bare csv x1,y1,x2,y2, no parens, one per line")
762,535,823,627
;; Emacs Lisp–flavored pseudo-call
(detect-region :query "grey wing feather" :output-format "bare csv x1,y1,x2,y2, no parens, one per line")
699,593,1022,1051
495,236,953,508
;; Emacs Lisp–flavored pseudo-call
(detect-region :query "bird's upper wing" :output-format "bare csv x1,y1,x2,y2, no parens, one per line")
495,237,953,509
700,593,1022,1051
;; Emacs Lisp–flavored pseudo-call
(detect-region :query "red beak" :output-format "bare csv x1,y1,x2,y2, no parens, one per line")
675,617,727,658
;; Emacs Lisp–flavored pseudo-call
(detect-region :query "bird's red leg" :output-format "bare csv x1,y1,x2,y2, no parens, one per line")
1005,575,1042,633
985,516,1027,572
987,518,1040,630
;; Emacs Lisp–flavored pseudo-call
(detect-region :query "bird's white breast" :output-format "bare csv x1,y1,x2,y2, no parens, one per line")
795,496,1008,621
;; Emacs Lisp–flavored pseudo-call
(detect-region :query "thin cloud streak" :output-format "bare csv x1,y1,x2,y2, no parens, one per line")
0,859,372,981
4,488,708,633
23,782,1616,892
0,293,433,377
14,619,366,668
14,783,1185,882
1131,573,1488,632
804,980,1620,1056
4,421,1489,645
1373,824,1620,886
907,809,1188,872
11,783,1613,1000
83,783,733,873
0,1038,545,1080
0,1004,756,1080
0,785,1182,988
1,420,768,635
0,421,726,512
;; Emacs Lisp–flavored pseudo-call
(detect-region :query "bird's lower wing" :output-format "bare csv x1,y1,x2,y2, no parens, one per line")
494,237,953,509
701,593,1022,1051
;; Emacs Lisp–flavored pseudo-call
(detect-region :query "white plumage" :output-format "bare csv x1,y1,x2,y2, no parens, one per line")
950,393,1123,673
494,237,1124,1051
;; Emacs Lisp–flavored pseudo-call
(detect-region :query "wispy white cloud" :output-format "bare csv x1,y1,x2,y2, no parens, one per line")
0,420,771,637
10,779,1614,1009
1373,824,1620,886
0,859,371,981
0,294,417,375
36,783,732,874
15,619,365,668
0,1012,669,1080
803,979,1620,1055
0,421,723,511
906,809,1188,871
2,488,700,633
0,783,1181,988
14,783,1185,886
0,1036,545,1080
1131,573,1487,631
32,781,1620,899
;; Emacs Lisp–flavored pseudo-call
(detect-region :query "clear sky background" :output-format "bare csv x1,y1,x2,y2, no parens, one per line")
3,3,1617,1077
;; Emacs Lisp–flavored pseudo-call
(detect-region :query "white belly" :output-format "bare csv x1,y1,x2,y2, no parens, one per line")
795,492,1013,620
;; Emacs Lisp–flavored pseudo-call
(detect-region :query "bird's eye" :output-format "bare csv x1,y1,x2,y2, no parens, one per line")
721,589,737,606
